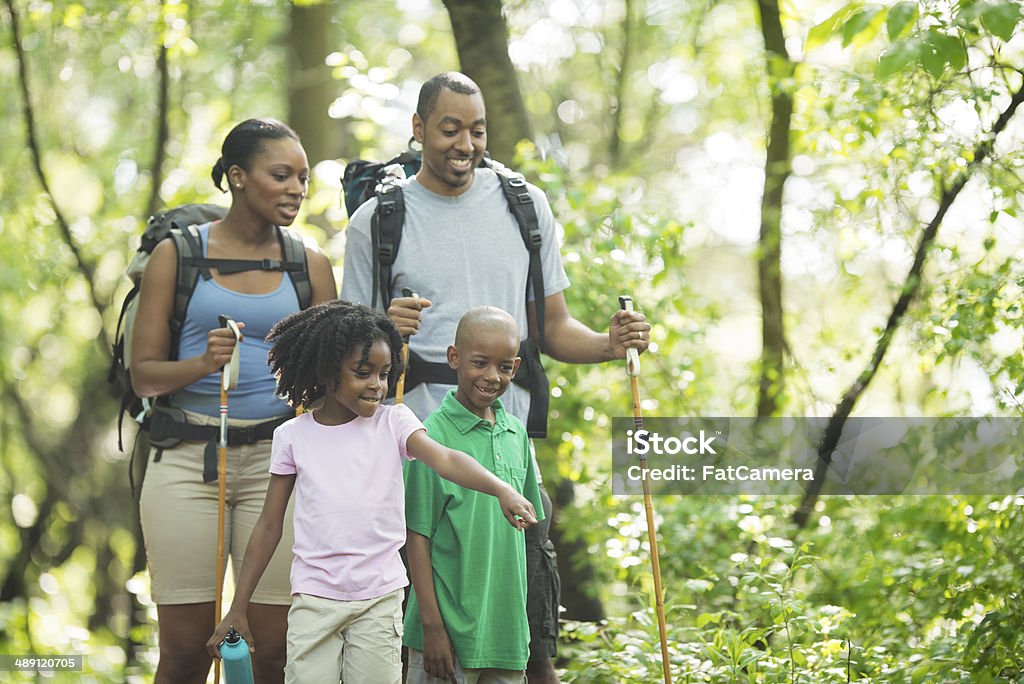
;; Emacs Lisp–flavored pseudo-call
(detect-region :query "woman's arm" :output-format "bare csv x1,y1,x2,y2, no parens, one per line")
406,430,537,529
305,247,338,305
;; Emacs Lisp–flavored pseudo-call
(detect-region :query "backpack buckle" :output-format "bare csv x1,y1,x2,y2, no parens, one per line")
261,258,283,270
527,227,542,249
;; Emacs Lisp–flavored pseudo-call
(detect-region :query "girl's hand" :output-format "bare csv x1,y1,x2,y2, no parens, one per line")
201,321,245,374
497,486,537,530
206,609,254,659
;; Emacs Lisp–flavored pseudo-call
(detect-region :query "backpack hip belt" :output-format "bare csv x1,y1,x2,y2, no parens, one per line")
147,407,292,484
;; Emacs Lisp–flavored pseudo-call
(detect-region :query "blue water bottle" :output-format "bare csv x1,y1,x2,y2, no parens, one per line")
220,628,254,684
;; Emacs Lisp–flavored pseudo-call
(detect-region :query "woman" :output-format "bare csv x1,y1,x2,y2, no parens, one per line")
131,118,336,684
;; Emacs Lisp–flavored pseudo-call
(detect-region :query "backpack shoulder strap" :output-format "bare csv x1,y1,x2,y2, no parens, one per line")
490,163,546,352
371,181,405,310
277,227,313,310
168,224,205,358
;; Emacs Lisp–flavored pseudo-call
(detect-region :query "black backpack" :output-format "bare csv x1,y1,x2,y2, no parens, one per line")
109,204,313,451
341,153,550,437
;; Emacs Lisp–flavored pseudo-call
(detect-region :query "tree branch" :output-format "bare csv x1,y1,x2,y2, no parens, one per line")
4,0,104,318
793,75,1024,527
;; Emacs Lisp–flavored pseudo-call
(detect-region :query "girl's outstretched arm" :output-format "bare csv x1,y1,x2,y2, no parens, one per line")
206,473,296,658
407,429,537,529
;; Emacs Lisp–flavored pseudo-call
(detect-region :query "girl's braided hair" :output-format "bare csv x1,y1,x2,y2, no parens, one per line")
266,300,404,409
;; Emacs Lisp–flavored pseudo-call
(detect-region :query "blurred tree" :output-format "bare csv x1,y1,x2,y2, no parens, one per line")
754,0,794,419
443,0,531,162
287,0,344,164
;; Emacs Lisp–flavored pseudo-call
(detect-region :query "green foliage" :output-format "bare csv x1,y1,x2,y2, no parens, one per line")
558,496,1024,681
4,0,1024,680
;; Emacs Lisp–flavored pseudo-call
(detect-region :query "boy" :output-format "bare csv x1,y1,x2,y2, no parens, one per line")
404,306,545,683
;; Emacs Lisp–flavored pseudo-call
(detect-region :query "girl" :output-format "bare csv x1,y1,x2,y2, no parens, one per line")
131,118,337,683
206,300,537,684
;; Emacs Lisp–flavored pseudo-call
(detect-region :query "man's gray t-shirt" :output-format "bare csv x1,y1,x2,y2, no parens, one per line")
341,167,570,437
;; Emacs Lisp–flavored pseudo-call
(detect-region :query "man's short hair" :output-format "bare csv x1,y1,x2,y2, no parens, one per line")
417,72,481,123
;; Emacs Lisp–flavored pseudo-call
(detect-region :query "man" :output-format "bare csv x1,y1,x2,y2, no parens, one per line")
342,71,650,684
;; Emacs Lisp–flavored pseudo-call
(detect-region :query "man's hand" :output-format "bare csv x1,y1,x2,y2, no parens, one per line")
608,309,650,360
387,295,432,338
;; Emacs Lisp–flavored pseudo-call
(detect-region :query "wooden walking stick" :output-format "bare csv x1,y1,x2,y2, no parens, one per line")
394,288,418,404
214,315,241,684
619,295,672,683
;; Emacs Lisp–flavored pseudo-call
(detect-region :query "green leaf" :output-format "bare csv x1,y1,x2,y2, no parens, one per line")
922,31,967,74
807,2,864,51
886,1,919,39
980,3,1022,41
697,612,722,628
877,38,921,78
843,6,885,46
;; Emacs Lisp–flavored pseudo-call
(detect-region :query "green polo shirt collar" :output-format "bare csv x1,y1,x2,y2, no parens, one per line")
438,390,521,436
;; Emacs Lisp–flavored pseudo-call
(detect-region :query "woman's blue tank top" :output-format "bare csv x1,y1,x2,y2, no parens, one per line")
173,223,297,419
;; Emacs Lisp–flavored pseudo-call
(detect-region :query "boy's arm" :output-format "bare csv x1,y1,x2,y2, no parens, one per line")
406,429,537,529
407,530,458,683
206,473,295,657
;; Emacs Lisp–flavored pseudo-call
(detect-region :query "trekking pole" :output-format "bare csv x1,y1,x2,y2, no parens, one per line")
214,315,241,684
619,295,672,683
395,288,418,404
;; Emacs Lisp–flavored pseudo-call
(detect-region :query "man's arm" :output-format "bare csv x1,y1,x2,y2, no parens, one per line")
339,202,377,306
528,291,651,364
407,530,458,683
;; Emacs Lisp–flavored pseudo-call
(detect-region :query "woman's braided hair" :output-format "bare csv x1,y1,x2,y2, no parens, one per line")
266,300,404,409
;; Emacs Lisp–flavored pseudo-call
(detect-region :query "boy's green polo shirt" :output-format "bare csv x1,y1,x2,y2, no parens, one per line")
403,390,544,670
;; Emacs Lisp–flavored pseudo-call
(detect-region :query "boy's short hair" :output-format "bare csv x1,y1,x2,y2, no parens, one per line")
453,306,519,348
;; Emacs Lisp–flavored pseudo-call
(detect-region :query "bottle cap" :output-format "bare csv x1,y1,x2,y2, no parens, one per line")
224,628,242,645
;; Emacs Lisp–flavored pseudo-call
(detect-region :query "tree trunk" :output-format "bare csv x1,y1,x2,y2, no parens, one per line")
609,0,636,168
443,0,602,622
755,0,794,418
287,1,342,164
442,0,532,162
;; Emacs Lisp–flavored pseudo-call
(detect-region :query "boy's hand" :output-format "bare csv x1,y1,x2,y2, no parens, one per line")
206,608,254,659
498,486,538,530
422,623,458,683
387,295,432,338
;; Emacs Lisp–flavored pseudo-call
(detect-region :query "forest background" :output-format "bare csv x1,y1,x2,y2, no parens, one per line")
2,0,1024,681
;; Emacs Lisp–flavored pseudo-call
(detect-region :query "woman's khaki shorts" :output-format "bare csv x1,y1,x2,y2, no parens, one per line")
139,412,294,605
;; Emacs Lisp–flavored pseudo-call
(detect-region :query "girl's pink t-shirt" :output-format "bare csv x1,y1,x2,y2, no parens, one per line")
270,404,423,601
